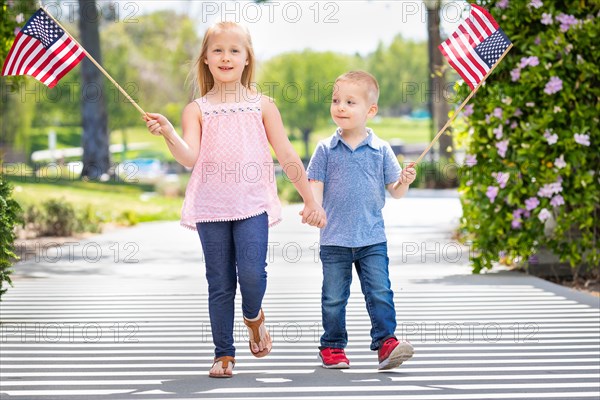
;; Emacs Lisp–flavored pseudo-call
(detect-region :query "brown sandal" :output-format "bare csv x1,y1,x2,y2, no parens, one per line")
243,309,272,358
208,356,235,378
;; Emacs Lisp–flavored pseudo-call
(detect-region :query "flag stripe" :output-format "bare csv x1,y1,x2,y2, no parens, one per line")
448,34,485,82
471,7,493,36
26,36,70,82
42,43,84,87
17,38,43,75
472,4,499,30
37,39,77,84
464,19,483,46
3,33,29,75
440,42,476,90
453,30,489,77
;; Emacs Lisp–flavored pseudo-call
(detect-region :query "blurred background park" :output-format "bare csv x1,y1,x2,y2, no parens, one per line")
1,0,464,231
1,0,598,294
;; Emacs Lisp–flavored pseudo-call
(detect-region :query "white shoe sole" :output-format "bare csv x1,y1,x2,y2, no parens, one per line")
319,354,350,369
378,342,414,370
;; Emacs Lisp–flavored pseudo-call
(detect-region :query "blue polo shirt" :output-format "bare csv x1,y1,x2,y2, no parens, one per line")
307,128,402,247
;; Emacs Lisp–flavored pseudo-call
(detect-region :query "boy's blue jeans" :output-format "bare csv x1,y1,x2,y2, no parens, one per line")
320,242,397,351
196,212,269,358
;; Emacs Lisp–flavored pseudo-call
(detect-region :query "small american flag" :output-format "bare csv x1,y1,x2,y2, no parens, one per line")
439,4,512,90
2,8,85,88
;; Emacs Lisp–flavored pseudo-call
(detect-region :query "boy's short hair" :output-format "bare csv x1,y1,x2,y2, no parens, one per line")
335,71,380,104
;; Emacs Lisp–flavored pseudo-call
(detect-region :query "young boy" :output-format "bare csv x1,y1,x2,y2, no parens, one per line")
306,71,416,370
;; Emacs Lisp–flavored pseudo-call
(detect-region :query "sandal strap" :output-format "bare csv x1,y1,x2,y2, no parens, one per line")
214,356,235,369
243,309,265,344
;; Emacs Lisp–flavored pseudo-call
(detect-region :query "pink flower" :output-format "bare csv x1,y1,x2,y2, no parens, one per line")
538,181,563,198
463,104,474,117
511,208,525,229
494,172,510,189
510,68,521,82
16,13,24,23
554,155,567,169
529,0,543,8
514,108,523,117
553,106,562,113
519,56,539,68
493,107,503,119
534,36,541,45
526,102,535,107
541,13,553,25
525,197,540,211
496,139,509,158
544,76,563,95
497,0,509,9
543,129,558,145
494,125,504,139
486,186,499,203
550,195,565,207
556,13,579,32
574,133,590,146
465,154,477,167
538,208,552,222
510,121,518,129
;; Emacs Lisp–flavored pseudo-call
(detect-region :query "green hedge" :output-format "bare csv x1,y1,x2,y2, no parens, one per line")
457,1,599,272
0,169,22,300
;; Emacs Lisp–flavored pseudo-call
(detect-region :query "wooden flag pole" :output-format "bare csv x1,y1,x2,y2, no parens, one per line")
410,43,514,167
41,6,146,116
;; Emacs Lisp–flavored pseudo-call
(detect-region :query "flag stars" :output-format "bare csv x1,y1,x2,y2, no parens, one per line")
20,9,64,48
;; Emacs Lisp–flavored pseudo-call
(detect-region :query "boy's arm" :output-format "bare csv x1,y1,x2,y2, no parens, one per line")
387,166,417,199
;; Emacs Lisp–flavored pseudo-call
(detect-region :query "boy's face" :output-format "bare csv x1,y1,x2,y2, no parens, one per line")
330,80,377,132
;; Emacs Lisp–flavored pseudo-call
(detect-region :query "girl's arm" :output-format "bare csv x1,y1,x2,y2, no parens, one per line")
262,97,327,228
144,102,202,169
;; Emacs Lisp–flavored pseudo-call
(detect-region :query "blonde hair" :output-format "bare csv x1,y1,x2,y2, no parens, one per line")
193,21,255,96
335,70,380,104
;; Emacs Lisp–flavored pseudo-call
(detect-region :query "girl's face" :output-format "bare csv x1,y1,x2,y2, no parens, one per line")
204,29,249,85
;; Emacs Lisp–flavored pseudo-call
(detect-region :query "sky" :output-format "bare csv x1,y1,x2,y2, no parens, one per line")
131,0,467,60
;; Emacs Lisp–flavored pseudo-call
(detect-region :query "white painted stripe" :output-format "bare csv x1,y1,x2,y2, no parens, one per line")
1,369,316,377
0,390,135,396
388,373,600,381
2,362,600,376
205,386,433,394
0,380,168,387
2,357,598,364
441,383,599,390
3,351,597,357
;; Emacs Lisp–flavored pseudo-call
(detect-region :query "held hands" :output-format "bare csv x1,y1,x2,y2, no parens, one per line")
143,112,174,137
299,202,327,228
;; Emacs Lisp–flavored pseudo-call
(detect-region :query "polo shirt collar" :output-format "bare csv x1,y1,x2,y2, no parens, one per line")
330,128,378,150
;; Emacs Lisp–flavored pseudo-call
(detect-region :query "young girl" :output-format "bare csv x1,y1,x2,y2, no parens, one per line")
144,21,326,378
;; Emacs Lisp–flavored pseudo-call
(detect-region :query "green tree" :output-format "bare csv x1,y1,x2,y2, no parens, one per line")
258,50,357,159
0,0,32,301
457,0,600,273
368,36,428,115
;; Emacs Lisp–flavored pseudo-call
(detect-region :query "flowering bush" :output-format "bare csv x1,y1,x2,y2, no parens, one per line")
456,0,599,273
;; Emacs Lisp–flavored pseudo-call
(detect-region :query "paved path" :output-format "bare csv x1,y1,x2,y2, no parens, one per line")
1,190,599,399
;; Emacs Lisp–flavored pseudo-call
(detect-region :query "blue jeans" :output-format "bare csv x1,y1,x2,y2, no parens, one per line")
196,212,269,358
320,242,396,351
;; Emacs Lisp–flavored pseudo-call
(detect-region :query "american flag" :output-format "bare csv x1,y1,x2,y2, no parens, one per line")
2,8,85,88
439,4,512,90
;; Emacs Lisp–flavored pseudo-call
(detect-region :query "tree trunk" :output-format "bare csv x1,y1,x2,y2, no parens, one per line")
302,128,311,163
78,0,109,179
427,1,452,161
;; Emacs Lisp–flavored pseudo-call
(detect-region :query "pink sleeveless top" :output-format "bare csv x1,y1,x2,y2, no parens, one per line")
180,94,282,230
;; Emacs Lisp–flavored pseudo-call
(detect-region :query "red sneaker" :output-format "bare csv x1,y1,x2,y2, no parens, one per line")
319,347,350,369
378,338,413,370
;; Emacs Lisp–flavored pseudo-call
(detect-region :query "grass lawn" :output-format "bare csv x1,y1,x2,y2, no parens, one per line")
28,116,435,162
6,174,182,223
